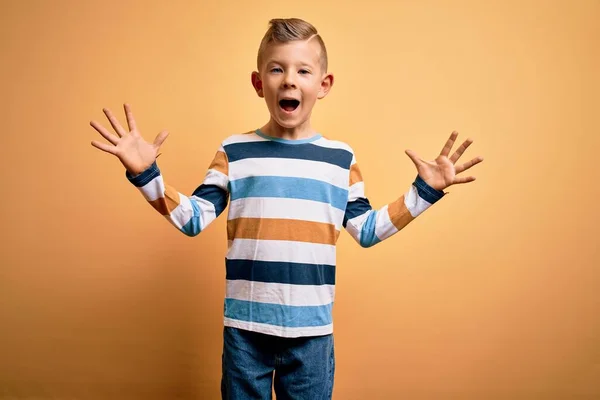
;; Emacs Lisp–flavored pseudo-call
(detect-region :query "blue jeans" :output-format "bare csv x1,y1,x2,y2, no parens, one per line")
221,327,335,399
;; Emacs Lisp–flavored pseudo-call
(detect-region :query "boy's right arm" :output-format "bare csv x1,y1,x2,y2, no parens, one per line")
125,149,229,236
90,103,228,236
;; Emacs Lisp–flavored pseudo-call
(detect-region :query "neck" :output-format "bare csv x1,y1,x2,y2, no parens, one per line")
260,118,316,140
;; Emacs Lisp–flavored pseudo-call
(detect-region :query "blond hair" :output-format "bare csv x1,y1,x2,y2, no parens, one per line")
257,18,328,72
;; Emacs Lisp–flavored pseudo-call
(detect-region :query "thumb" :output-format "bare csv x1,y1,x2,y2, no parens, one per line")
405,149,422,166
154,130,169,147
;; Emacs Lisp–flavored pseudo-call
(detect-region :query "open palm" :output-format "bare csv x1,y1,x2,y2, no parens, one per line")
405,131,483,191
90,104,169,175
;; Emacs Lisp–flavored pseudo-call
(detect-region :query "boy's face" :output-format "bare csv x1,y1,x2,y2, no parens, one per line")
252,39,333,130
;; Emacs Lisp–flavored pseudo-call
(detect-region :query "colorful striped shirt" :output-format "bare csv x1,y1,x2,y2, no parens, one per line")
126,129,445,338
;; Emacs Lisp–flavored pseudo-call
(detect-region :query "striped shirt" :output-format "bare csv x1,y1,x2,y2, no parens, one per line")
127,129,445,338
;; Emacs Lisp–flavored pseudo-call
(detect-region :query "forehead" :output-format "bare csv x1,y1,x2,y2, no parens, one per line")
261,39,322,67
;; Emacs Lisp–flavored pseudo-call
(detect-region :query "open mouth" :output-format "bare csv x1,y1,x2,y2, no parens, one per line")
279,99,300,112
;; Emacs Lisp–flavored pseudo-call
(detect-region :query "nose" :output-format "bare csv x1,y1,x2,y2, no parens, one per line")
282,71,296,89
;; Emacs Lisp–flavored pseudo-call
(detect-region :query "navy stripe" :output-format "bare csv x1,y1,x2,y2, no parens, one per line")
230,176,348,211
343,198,372,227
224,298,332,328
414,175,445,204
224,141,353,169
126,162,160,187
226,259,336,285
191,184,229,216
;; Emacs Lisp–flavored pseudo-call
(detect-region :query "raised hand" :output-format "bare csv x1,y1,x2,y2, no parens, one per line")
405,131,483,191
90,103,169,176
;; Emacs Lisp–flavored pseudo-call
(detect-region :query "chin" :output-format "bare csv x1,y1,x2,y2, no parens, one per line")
277,120,301,129
273,115,304,129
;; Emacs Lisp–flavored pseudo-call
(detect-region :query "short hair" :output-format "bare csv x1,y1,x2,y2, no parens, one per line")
257,18,328,72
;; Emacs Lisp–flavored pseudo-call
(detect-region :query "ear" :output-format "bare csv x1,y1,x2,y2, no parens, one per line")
317,73,334,99
251,71,264,98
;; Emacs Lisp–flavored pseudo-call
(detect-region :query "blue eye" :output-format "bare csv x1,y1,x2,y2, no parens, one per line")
270,67,282,73
299,69,310,74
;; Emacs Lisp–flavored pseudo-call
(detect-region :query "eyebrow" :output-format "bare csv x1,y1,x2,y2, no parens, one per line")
265,60,316,68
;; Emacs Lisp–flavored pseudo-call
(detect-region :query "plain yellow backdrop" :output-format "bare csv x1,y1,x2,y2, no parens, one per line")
1,0,598,398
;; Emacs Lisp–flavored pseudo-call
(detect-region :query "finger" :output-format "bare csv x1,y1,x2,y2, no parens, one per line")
90,120,119,145
91,140,117,155
103,107,128,137
455,156,484,174
449,138,473,163
453,175,476,184
154,130,169,147
405,149,423,166
124,103,137,132
440,131,458,157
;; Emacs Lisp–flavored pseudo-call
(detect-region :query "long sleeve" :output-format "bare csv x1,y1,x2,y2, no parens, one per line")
126,145,230,237
343,155,445,247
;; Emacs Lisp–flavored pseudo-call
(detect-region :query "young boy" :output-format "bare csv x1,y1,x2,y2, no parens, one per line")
90,18,482,400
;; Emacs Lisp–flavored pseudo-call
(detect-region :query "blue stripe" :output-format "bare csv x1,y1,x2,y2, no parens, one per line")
358,210,381,248
224,141,353,169
414,175,445,204
226,259,336,285
191,184,229,216
126,161,160,187
229,176,348,211
224,298,333,328
255,129,322,144
181,198,202,236
343,198,372,227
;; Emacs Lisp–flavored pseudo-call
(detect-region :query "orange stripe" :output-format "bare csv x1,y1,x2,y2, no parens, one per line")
349,163,363,186
209,150,228,175
148,184,181,216
387,196,414,231
228,218,339,245
148,198,168,215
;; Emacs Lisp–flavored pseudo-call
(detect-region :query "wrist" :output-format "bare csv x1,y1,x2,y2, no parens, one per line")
126,162,160,186
414,175,446,203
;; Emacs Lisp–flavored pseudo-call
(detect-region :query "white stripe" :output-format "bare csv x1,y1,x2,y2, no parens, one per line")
136,173,222,232
374,204,398,241
189,195,217,229
226,280,335,307
167,194,196,230
222,132,266,146
312,137,354,153
166,194,216,231
229,157,348,189
203,169,228,189
348,181,365,202
137,174,165,202
224,318,333,338
227,239,336,265
227,197,345,229
345,210,372,243
405,184,432,217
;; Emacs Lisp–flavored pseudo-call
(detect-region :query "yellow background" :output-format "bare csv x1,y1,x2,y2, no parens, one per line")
1,0,598,398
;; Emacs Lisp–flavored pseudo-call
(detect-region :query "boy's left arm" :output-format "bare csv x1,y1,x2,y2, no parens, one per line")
344,131,483,247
